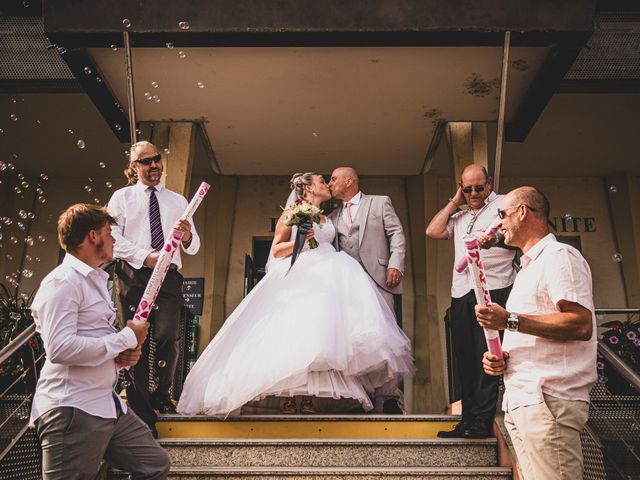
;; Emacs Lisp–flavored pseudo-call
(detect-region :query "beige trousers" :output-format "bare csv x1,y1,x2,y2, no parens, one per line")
504,393,589,480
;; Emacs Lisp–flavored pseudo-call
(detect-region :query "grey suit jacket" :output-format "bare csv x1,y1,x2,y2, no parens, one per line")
328,193,406,294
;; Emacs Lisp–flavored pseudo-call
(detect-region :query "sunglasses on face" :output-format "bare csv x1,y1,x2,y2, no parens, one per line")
134,154,162,166
461,185,485,194
497,204,536,219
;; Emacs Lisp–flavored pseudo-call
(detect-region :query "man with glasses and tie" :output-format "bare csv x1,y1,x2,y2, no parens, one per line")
426,164,516,438
107,141,200,437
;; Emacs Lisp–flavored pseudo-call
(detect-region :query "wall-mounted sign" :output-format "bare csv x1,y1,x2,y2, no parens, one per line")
548,216,596,233
182,277,204,315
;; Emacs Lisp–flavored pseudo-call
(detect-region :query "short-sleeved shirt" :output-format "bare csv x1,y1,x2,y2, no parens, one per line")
502,234,597,412
446,192,516,298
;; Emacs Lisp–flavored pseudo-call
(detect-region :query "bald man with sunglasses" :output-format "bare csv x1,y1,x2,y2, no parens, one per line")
107,141,200,437
426,164,516,439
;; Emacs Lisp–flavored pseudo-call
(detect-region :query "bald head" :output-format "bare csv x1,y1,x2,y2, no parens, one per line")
461,164,489,183
129,141,158,162
506,186,550,221
329,166,360,201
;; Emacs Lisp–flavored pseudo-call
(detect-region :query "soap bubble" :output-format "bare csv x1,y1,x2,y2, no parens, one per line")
166,42,174,49
38,235,46,243
68,129,74,134
94,198,100,204
106,181,113,188
77,139,86,149
22,269,33,278
153,96,161,103
144,92,152,99
110,44,118,51
84,185,92,193
38,196,46,204
0,162,5,171
178,21,190,30
151,81,159,88
122,18,131,28
10,236,18,244
40,173,48,181
21,181,29,189
612,252,623,263
10,114,18,121
99,162,106,168
14,187,22,195
84,67,92,75
96,77,102,83
25,236,34,246
7,163,15,171
17,222,26,231
18,210,28,219
197,81,205,89
115,124,122,131
27,212,35,219
178,50,186,59
563,213,573,221
163,148,170,155
608,185,618,193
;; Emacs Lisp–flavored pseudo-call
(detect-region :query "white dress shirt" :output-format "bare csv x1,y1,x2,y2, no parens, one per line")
107,181,200,270
30,254,138,425
502,234,597,412
342,191,363,225
446,192,516,298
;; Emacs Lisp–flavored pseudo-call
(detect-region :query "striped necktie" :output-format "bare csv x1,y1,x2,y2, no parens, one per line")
148,187,165,250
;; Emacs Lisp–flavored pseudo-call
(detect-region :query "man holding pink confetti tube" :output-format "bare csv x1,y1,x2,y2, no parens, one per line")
477,187,596,480
426,164,516,439
108,141,200,437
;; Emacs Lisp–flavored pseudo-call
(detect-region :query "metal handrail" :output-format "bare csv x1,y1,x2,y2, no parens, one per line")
595,308,640,315
598,340,640,391
0,324,36,365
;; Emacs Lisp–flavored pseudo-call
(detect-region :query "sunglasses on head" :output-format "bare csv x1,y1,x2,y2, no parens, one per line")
461,185,485,194
134,154,162,166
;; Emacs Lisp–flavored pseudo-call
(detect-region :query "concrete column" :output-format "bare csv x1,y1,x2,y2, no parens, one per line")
150,122,196,197
447,122,489,186
406,174,447,412
605,174,640,306
198,174,239,354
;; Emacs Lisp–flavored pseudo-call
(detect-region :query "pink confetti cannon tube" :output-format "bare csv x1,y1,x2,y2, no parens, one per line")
455,216,503,273
130,182,210,326
464,237,503,357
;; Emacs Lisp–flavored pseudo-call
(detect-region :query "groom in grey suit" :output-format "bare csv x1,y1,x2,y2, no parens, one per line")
328,166,407,413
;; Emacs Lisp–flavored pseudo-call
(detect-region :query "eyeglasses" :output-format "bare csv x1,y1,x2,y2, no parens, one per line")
134,154,162,166
497,204,536,219
462,185,485,194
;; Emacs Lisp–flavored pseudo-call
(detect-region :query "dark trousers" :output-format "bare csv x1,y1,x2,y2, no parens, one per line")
450,285,511,424
116,260,183,427
35,402,170,480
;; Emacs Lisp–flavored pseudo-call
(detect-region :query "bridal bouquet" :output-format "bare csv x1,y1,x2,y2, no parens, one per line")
282,201,322,249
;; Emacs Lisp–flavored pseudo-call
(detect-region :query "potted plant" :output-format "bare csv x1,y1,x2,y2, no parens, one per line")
597,319,640,395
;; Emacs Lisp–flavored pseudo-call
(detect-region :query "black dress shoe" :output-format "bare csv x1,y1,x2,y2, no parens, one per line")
463,419,493,439
437,421,468,438
382,398,404,414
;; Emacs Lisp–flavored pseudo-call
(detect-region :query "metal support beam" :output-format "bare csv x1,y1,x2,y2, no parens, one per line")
493,31,510,194
123,31,137,145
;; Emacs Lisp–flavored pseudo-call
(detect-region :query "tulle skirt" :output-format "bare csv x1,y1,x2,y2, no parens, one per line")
176,243,414,416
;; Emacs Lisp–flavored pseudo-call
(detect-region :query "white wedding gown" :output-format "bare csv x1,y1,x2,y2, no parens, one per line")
177,220,414,416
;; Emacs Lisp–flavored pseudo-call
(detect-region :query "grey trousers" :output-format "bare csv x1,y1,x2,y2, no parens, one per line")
35,405,170,480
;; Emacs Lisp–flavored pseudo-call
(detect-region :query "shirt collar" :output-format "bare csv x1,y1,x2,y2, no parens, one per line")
344,191,362,206
135,181,164,193
520,233,556,269
62,252,98,278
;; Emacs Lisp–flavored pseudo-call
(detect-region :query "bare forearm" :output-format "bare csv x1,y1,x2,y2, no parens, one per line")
426,202,457,239
272,240,295,258
517,312,592,341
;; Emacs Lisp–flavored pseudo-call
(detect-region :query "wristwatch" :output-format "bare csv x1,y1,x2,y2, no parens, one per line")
507,312,520,332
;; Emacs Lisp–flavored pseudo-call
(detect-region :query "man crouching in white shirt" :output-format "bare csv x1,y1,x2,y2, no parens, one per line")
30,204,170,480
476,187,596,480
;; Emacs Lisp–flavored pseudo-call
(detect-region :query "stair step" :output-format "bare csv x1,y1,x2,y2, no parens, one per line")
163,466,513,479
160,438,498,468
157,415,462,439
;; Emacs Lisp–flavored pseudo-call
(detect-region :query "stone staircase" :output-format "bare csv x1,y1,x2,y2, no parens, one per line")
112,415,512,479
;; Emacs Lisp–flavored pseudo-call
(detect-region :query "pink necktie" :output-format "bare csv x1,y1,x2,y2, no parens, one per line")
345,202,353,232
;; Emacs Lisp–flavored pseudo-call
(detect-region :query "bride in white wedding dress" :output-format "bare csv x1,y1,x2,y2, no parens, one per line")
177,172,414,416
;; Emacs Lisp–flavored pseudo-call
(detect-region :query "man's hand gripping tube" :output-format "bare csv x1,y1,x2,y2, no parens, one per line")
464,237,503,357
